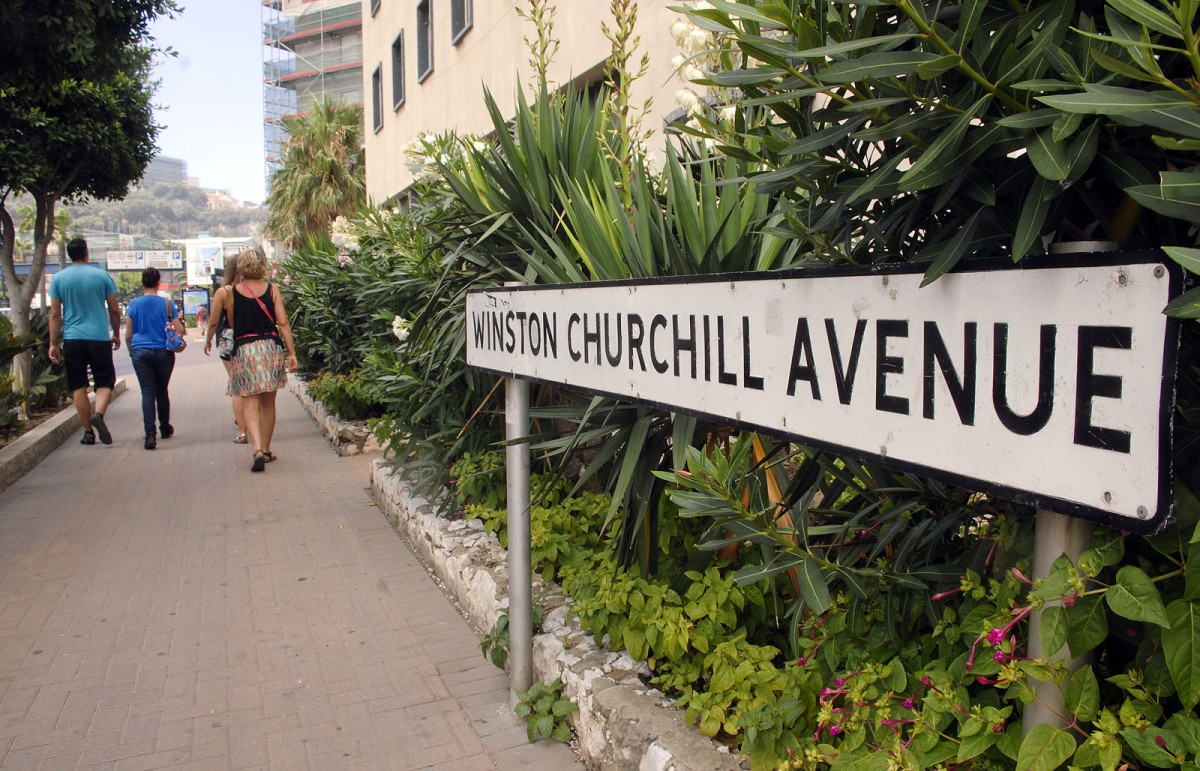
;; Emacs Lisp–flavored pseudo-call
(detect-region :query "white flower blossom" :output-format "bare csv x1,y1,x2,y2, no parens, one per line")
330,215,359,251
719,105,736,123
391,315,410,342
675,88,703,114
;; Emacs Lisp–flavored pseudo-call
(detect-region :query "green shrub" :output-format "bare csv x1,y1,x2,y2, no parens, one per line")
305,370,382,421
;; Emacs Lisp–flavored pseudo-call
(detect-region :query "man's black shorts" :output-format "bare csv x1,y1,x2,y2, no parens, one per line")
62,339,116,392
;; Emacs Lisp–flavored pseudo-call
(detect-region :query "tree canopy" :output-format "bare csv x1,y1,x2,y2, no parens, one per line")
0,0,176,395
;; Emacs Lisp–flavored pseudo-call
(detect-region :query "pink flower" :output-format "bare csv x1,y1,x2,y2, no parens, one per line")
796,657,807,667
986,627,1005,645
900,698,914,710
993,723,1004,733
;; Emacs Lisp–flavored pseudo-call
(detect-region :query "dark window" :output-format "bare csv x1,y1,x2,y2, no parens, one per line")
451,0,472,44
371,64,384,133
417,0,433,82
370,0,381,17
391,31,405,109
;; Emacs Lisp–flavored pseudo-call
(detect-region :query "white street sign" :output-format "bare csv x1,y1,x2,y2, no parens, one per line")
105,250,183,270
465,255,1183,532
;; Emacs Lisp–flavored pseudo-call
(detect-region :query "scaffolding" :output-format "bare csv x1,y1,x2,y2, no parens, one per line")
261,0,363,190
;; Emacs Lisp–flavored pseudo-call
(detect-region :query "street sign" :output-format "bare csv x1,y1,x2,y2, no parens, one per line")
465,254,1184,533
105,250,183,270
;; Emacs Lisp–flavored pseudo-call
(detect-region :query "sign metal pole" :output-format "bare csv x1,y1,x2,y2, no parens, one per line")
505,320,533,695
1024,510,1093,732
1024,241,1110,734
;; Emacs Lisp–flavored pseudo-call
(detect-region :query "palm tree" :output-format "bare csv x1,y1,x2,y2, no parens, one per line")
264,99,366,251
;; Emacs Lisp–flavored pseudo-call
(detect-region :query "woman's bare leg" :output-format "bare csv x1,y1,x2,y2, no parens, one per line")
222,359,246,436
261,390,278,455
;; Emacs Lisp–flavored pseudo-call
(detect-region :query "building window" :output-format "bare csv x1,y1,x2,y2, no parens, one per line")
391,31,405,110
451,0,472,44
371,64,384,133
416,0,433,82
370,0,381,17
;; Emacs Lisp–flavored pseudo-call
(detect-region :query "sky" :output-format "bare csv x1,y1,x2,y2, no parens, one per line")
148,1,267,204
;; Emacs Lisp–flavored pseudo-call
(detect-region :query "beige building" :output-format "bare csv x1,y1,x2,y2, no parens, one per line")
362,1,691,203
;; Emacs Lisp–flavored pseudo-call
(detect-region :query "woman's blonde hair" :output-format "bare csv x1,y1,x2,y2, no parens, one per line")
222,254,241,287
235,246,270,280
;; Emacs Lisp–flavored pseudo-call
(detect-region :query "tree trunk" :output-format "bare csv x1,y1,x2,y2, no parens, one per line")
1,193,53,420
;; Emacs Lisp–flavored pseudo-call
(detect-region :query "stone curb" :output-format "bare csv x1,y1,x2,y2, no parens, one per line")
0,378,128,492
286,373,380,456
368,462,746,771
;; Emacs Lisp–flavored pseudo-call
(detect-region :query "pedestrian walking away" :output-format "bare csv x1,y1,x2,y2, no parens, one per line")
47,237,120,445
204,254,247,443
124,267,184,450
219,247,297,472
196,302,208,335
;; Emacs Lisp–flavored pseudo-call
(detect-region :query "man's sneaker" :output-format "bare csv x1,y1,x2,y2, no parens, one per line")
160,424,174,439
145,433,157,450
80,430,95,445
90,413,112,445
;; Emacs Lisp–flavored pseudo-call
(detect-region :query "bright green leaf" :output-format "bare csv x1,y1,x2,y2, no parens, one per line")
1066,665,1100,722
1164,599,1200,708
1040,605,1069,657
1016,723,1076,771
1106,565,1170,626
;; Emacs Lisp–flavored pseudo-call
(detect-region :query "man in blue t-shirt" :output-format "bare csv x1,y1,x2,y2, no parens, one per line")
48,238,121,445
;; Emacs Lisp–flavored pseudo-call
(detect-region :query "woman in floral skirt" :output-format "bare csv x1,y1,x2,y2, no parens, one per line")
225,247,297,472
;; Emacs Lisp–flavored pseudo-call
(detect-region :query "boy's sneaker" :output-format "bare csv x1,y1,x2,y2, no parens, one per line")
80,430,95,445
145,433,157,450
90,413,112,445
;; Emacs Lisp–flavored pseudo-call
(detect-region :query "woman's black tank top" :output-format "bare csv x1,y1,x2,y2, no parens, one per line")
232,284,279,345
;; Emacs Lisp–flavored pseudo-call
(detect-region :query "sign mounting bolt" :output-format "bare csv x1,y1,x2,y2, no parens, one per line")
1117,271,1128,287
1137,506,1150,519
1154,266,1165,278
1103,491,1113,503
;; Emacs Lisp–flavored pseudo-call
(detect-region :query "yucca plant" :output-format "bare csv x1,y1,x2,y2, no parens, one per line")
680,0,1200,297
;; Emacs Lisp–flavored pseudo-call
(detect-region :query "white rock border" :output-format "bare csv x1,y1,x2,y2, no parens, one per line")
369,461,747,771
288,375,745,770
287,373,380,456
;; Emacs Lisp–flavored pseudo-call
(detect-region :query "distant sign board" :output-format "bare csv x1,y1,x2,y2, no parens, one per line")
185,241,223,286
106,250,183,270
465,255,1183,532
182,289,209,316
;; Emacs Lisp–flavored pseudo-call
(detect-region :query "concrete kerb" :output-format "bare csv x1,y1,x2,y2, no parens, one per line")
287,377,746,770
369,461,746,771
0,377,128,491
286,373,380,455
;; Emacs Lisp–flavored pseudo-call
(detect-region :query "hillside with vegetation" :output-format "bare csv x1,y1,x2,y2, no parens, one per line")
65,182,265,241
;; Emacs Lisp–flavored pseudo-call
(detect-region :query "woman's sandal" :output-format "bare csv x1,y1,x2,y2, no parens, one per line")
233,433,248,444
262,451,277,463
251,452,266,473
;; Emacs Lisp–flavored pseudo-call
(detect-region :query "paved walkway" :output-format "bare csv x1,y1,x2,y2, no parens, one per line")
0,341,584,770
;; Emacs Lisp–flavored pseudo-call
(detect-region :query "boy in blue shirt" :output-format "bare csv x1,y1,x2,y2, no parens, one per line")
48,238,121,445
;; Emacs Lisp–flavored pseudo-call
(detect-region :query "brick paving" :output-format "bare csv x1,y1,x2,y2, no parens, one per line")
0,342,584,770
